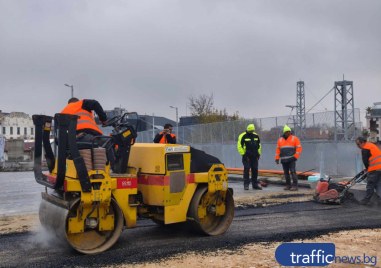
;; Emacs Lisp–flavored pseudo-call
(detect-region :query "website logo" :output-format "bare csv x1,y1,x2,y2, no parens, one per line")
275,243,335,266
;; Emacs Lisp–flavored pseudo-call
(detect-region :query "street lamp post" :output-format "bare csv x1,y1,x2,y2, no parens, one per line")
169,106,179,130
64,84,74,98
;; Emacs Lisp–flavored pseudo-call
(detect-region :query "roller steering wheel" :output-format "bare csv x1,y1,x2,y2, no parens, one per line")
103,116,120,127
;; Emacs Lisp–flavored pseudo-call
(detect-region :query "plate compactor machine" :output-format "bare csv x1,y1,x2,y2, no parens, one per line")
313,170,367,204
32,113,234,254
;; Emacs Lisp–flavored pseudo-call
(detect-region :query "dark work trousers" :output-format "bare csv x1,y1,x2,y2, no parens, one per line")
282,160,298,187
77,133,104,145
364,171,381,200
242,155,259,188
76,132,112,163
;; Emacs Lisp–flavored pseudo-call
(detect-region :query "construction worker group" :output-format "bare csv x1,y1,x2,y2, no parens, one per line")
237,123,302,191
237,123,381,205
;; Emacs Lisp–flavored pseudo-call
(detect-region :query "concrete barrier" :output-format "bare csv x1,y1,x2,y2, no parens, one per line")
193,141,363,177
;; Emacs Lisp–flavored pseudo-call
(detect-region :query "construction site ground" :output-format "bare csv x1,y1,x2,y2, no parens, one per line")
0,173,380,267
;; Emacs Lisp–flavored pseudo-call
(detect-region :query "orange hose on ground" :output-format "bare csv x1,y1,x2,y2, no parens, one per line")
226,167,317,177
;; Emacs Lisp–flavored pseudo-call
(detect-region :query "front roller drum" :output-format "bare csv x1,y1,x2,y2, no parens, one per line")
188,186,234,235
39,197,124,254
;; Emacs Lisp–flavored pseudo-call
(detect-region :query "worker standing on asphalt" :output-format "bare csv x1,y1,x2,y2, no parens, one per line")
154,123,177,144
355,137,381,205
275,125,302,191
237,123,262,190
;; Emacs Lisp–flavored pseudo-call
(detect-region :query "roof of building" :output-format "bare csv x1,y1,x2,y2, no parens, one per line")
138,115,176,128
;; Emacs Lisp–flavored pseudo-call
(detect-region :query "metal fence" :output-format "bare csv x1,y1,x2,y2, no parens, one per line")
191,141,364,177
135,109,364,176
137,109,362,144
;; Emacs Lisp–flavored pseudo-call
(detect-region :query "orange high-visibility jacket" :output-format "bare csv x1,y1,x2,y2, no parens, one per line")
275,135,302,161
61,100,102,134
362,142,381,172
159,132,176,144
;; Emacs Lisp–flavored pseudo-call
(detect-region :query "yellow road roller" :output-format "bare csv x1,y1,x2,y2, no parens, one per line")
32,113,234,254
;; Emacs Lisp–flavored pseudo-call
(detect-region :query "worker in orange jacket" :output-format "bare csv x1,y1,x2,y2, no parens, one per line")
355,137,381,205
153,123,176,144
275,125,302,191
61,97,108,143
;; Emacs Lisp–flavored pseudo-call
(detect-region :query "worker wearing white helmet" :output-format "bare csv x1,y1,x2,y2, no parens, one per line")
275,125,302,191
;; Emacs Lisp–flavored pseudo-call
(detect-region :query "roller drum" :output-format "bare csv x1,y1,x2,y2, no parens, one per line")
188,187,234,236
39,195,124,254
39,198,69,240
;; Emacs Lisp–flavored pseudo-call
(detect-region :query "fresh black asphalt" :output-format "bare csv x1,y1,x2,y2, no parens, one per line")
0,200,380,267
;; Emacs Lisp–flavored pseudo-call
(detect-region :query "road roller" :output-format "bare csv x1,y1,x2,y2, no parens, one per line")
32,113,234,254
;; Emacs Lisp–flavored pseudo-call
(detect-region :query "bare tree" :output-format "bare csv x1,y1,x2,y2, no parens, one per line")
188,93,214,117
188,93,240,124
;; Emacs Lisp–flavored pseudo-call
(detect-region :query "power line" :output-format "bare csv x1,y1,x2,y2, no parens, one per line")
306,87,335,114
308,89,328,111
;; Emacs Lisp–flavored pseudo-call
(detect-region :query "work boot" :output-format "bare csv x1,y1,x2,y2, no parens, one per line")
359,198,371,205
253,184,262,190
289,186,298,191
244,185,249,190
284,185,291,191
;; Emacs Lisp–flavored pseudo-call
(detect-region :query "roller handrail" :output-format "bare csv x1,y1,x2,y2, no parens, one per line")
32,114,55,188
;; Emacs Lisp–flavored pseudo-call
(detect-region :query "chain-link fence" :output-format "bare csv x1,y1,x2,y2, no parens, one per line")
136,109,362,144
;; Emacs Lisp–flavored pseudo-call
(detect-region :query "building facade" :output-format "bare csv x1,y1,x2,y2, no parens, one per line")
366,102,381,143
0,111,35,140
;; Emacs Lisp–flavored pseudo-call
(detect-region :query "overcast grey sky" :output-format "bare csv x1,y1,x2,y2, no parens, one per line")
0,0,380,122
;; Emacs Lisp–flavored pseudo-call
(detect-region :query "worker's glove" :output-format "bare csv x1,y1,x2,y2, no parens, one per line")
292,156,297,162
275,159,279,165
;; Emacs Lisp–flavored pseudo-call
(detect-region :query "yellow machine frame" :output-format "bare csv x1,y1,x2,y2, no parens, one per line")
58,144,230,232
